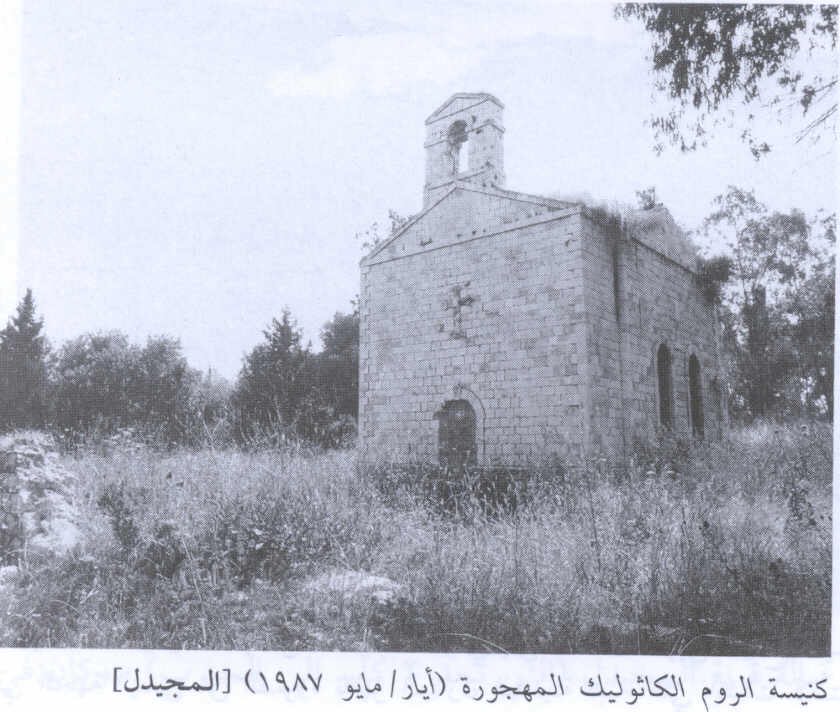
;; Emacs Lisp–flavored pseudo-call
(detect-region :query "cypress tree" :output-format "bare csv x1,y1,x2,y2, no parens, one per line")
0,289,48,429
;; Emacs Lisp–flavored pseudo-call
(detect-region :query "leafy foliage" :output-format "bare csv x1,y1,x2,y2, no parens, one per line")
1,295,358,449
617,4,838,156
356,209,410,251
315,310,359,419
233,308,312,440
232,307,358,448
779,215,835,417
702,186,834,418
635,186,659,210
51,331,141,430
696,254,733,302
50,331,205,444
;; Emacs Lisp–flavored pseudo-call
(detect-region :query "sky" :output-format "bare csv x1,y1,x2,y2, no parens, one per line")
7,0,838,379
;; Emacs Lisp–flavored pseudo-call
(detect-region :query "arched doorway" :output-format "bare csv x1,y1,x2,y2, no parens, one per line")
436,399,476,472
689,354,704,439
657,344,673,429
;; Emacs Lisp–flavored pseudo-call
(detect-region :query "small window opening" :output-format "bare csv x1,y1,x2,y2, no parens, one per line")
657,344,673,429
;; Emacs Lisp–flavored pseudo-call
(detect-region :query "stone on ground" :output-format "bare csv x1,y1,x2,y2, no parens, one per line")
299,569,406,606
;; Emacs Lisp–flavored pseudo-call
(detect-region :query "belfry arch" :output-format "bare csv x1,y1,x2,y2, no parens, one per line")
448,120,469,175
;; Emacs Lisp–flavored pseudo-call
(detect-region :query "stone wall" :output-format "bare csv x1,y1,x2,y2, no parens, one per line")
359,209,587,465
580,215,725,452
360,193,726,465
580,215,626,452
361,93,727,465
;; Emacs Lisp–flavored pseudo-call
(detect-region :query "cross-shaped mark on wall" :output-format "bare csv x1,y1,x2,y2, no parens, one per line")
442,281,476,339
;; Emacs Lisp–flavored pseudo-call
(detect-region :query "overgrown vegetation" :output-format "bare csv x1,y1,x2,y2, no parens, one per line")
0,292,359,450
0,424,829,655
703,187,835,420
232,308,358,448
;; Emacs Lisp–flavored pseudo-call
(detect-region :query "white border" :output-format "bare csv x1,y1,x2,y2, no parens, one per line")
0,2,837,710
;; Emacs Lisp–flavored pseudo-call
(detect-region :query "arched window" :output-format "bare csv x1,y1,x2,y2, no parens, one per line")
448,120,469,175
689,354,704,439
657,344,673,429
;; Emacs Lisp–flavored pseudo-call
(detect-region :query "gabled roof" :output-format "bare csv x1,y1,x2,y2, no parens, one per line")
361,182,579,265
362,184,458,264
425,92,504,124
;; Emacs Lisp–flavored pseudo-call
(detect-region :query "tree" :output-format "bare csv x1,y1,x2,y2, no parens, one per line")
51,331,142,432
0,289,49,429
292,309,360,448
136,335,197,442
315,310,359,419
702,186,833,418
233,308,313,439
51,331,201,442
776,213,835,416
617,4,838,157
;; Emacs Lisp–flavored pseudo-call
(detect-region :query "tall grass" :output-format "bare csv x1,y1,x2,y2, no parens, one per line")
0,423,830,655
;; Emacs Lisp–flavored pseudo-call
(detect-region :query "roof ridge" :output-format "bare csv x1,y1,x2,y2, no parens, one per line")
489,185,580,208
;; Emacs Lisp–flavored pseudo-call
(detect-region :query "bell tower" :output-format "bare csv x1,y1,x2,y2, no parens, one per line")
423,93,506,206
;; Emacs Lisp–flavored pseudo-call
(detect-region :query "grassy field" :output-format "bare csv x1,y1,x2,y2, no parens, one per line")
0,423,831,655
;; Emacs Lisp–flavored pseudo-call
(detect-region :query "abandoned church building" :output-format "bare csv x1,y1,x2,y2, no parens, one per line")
359,93,725,467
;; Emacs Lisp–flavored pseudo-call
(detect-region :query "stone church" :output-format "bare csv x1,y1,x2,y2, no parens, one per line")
359,93,725,467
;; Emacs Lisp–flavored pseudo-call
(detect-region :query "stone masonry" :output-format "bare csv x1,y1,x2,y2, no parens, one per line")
359,93,725,466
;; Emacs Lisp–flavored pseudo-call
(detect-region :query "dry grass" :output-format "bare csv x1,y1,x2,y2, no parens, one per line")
0,423,830,655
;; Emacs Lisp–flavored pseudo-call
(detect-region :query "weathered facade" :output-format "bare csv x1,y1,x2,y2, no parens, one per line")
359,93,725,466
